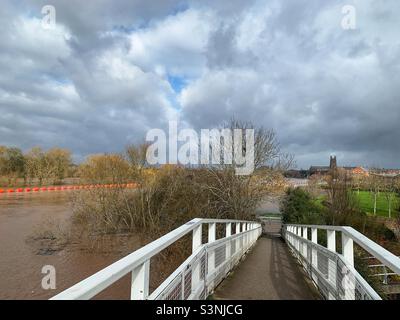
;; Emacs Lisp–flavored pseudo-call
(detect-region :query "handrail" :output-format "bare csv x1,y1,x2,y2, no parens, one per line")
283,223,400,300
148,226,260,300
284,226,381,300
51,218,261,300
285,224,400,275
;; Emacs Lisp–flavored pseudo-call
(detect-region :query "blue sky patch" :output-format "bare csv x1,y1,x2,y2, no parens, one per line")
167,75,187,93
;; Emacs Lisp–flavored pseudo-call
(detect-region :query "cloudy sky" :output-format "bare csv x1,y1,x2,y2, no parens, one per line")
0,0,399,169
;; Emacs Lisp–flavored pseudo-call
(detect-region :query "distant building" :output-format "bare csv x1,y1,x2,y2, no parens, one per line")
309,156,368,177
347,166,369,176
309,156,337,176
370,168,400,177
284,169,309,179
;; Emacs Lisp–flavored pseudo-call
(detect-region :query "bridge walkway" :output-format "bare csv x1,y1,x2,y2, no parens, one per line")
213,219,321,300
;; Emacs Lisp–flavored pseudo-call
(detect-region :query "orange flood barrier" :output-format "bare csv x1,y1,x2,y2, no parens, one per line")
0,183,138,195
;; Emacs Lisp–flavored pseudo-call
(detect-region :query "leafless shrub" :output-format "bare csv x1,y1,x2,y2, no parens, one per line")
27,217,71,254
325,168,359,225
71,120,291,240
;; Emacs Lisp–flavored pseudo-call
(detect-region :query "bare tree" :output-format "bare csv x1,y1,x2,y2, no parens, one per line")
47,148,72,183
0,146,25,186
352,174,364,195
200,119,293,219
383,176,397,218
25,147,54,186
78,153,130,184
224,118,281,170
325,168,357,225
125,142,150,181
367,170,384,216
306,174,323,198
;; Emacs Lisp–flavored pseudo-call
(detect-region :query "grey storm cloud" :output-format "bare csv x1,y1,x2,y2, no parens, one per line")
0,0,399,168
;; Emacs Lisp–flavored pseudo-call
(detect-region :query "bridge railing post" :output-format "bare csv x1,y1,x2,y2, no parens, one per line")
311,227,318,285
242,223,246,251
290,226,294,248
342,233,354,266
327,230,337,299
302,227,308,259
207,222,216,290
342,232,355,299
191,223,202,296
131,260,150,300
292,226,295,246
253,223,257,243
249,223,252,247
296,227,301,258
235,222,240,263
240,223,244,254
226,223,232,267
246,223,249,249
241,222,245,251
245,223,249,249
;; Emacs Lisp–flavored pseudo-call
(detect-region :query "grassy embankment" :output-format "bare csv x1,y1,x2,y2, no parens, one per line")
354,191,399,218
315,191,399,218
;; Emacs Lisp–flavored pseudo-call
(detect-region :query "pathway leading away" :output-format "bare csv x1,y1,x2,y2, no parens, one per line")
213,221,320,300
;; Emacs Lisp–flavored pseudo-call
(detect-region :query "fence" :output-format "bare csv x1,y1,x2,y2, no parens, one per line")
283,224,400,300
51,218,262,300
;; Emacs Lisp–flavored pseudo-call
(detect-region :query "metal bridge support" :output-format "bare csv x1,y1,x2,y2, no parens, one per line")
311,228,318,285
191,224,203,295
302,227,308,258
242,223,247,253
226,223,232,267
327,230,337,300
236,222,241,260
296,227,301,258
342,233,355,299
131,260,150,300
207,223,216,290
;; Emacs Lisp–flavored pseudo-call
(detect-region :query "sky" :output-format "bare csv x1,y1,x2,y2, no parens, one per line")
0,0,399,169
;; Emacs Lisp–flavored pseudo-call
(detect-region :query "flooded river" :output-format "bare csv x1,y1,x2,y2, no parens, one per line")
0,191,136,300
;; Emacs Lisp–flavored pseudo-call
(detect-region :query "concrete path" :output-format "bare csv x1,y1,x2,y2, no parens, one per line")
213,233,320,300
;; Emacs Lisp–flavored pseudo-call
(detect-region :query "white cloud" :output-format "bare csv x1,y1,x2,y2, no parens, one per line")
126,9,215,78
0,0,400,168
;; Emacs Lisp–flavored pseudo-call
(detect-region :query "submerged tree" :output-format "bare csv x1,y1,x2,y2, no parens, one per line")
47,148,72,183
0,146,25,185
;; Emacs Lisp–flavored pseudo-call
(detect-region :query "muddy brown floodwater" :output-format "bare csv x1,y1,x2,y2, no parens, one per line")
0,191,138,300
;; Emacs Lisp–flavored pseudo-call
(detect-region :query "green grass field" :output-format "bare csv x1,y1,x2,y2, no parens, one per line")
353,191,399,218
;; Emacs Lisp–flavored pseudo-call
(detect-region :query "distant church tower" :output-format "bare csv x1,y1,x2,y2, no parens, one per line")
330,155,337,169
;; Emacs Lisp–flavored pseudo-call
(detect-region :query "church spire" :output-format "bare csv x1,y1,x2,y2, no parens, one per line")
330,155,337,169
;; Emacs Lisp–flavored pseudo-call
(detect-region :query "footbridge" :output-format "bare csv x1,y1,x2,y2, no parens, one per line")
51,218,400,300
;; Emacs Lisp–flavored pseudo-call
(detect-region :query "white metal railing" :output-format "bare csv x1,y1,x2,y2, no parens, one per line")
283,224,400,300
366,256,400,286
51,218,262,300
